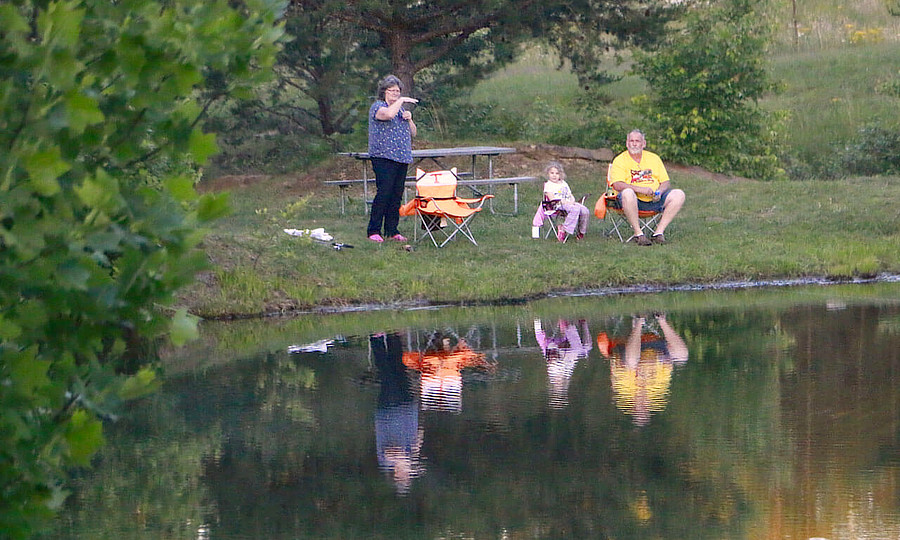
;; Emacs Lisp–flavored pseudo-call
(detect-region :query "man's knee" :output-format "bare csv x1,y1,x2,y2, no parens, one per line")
664,189,685,208
619,188,638,206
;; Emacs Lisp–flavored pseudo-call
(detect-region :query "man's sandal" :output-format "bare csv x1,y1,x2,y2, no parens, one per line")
632,234,652,246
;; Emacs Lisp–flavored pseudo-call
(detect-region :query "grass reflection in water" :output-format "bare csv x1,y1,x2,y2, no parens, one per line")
47,284,900,540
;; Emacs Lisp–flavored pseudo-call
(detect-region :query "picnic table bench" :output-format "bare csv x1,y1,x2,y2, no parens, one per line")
324,175,539,215
329,146,539,215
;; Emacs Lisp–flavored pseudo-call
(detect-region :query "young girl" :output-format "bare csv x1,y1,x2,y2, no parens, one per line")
532,161,590,242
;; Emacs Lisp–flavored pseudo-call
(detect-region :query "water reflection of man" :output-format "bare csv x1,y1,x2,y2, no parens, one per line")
534,318,592,409
371,332,424,495
599,314,688,426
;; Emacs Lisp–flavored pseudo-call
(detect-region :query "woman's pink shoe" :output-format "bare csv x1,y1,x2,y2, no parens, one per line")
368,234,384,243
389,234,407,242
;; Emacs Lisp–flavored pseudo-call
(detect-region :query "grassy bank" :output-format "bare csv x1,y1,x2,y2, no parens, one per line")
180,157,900,319
186,28,900,319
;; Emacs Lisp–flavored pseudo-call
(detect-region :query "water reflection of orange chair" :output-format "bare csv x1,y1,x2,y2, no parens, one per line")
597,314,688,426
402,335,492,413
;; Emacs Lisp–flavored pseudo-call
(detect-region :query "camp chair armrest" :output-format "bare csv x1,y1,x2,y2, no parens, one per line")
416,195,451,204
455,194,494,205
541,198,562,212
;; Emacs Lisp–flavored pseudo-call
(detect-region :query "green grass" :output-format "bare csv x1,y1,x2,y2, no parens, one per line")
437,36,900,177
468,46,581,108
766,42,900,166
180,165,900,318
773,0,900,50
459,46,644,146
187,9,900,318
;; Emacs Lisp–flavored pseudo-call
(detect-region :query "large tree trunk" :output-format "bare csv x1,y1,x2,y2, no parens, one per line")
388,31,416,99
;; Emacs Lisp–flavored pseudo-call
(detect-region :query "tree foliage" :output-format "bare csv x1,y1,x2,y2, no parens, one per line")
544,0,681,88
632,0,784,180
265,0,677,144
323,0,541,97
0,0,285,536
257,1,385,138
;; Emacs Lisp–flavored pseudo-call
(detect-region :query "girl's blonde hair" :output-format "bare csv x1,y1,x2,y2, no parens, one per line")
543,161,566,181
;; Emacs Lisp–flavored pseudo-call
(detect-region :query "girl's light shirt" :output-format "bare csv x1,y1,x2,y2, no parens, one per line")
543,180,575,204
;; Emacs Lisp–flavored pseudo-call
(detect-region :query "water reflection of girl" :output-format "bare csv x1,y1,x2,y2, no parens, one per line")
371,332,425,494
534,318,592,409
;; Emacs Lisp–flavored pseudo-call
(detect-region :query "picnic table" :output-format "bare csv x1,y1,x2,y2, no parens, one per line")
328,146,539,215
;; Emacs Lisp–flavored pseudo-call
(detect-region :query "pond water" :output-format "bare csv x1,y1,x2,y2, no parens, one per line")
44,283,900,540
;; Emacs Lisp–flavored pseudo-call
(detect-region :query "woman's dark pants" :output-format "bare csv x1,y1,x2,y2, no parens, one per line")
367,157,409,237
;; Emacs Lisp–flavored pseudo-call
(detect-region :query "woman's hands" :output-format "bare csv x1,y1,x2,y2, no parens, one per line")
376,96,418,121
400,97,417,121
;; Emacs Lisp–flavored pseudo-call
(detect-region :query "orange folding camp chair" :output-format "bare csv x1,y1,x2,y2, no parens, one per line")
404,168,494,247
597,165,661,243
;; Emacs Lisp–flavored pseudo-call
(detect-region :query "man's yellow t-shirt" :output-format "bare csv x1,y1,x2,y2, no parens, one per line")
608,150,670,202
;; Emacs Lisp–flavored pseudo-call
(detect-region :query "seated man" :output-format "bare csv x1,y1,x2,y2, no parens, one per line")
607,129,686,245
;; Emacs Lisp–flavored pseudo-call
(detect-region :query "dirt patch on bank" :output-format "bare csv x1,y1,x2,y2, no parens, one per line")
199,143,750,196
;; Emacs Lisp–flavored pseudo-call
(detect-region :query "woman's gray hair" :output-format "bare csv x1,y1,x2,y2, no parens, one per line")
543,161,566,181
377,75,403,101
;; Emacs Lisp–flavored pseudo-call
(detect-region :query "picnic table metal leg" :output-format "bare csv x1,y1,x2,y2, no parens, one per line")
363,164,369,214
512,183,518,215
485,155,496,214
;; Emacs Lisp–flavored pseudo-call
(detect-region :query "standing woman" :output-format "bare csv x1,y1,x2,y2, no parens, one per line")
367,75,418,243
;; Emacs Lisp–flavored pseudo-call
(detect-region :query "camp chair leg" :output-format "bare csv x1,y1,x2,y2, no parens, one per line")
637,214,661,240
544,215,560,239
605,211,661,243
436,216,479,247
413,211,482,247
414,213,446,248
445,215,480,247
604,213,627,242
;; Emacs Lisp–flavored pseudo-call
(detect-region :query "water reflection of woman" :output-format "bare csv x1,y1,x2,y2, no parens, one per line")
371,332,424,494
599,313,688,426
534,318,592,409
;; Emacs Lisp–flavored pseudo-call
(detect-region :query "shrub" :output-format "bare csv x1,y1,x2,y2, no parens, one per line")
876,73,900,99
841,124,900,176
428,100,526,140
543,91,625,149
632,0,784,181
0,1,284,537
